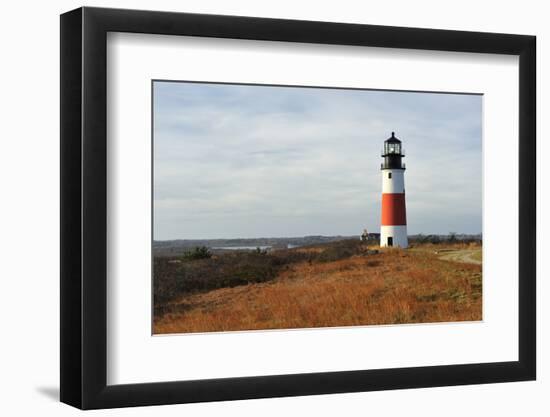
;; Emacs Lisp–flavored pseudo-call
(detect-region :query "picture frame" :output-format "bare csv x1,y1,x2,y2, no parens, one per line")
60,6,536,409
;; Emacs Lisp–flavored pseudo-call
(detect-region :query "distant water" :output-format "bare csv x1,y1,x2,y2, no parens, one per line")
212,243,301,250
212,245,272,250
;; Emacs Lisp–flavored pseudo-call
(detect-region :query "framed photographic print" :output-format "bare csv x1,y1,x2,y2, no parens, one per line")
60,6,536,409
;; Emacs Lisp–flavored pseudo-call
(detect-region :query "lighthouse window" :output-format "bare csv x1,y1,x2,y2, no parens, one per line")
388,173,392,179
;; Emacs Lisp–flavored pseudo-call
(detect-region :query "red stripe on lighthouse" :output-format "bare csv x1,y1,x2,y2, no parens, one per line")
381,193,407,225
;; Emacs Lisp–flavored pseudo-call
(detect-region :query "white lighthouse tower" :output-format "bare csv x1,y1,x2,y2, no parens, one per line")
380,132,408,248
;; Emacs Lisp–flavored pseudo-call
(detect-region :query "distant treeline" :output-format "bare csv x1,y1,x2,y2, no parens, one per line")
153,235,354,257
154,233,481,256
409,233,482,244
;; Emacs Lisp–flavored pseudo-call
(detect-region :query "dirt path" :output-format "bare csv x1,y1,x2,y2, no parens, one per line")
437,249,482,265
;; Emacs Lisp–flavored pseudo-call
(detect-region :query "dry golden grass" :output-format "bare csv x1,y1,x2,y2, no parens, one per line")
154,244,482,334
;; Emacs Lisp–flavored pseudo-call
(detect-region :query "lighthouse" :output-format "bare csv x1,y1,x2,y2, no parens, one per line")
380,132,408,248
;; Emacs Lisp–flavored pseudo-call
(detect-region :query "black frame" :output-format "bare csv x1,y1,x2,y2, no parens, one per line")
60,6,536,410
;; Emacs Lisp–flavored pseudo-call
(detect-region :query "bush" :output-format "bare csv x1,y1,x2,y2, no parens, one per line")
154,251,282,307
181,246,212,261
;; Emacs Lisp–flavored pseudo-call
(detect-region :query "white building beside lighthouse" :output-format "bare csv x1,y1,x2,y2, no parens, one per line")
380,132,408,248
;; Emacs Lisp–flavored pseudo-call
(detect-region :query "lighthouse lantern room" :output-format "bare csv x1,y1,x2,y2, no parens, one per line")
380,132,408,248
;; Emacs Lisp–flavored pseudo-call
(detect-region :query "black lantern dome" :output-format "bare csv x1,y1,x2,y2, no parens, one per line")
381,132,405,170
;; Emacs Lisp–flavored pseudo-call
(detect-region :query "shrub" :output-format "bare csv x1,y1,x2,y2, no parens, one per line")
181,246,212,261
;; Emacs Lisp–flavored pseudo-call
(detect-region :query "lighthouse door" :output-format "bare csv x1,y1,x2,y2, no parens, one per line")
387,237,393,247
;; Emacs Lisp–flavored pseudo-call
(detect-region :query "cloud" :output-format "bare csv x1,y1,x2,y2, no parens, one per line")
153,82,482,239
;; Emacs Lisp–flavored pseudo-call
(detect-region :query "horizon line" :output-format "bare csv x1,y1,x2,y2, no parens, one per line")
154,232,483,242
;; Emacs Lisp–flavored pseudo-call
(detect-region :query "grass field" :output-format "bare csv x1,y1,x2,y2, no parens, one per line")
153,240,482,334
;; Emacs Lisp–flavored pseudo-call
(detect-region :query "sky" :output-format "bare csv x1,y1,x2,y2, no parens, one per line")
153,81,482,240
